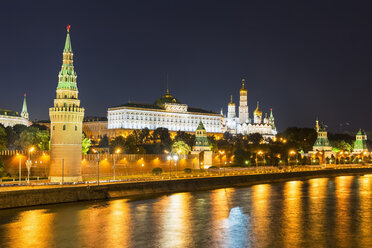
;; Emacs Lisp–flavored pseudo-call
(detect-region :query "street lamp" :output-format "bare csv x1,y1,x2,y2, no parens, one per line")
288,150,296,166
93,149,100,185
167,155,172,179
173,155,179,175
26,147,35,184
256,151,264,166
17,153,22,185
218,150,225,166
113,148,121,181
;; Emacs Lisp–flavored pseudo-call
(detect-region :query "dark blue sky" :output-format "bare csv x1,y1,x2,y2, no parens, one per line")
1,0,372,132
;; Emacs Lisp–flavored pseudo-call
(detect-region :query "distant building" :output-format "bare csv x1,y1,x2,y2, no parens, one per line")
353,129,368,154
222,79,277,139
193,121,210,152
107,89,222,133
0,94,31,127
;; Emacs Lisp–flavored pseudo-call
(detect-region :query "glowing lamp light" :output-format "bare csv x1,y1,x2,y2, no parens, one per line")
167,155,171,160
173,155,179,161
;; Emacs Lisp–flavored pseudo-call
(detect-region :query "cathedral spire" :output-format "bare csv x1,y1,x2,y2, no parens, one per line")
21,93,29,120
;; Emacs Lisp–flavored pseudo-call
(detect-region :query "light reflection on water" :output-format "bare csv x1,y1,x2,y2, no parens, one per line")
0,175,371,248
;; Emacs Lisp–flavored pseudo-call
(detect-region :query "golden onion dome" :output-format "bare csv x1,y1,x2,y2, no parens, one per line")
254,101,262,116
240,79,247,92
163,88,173,98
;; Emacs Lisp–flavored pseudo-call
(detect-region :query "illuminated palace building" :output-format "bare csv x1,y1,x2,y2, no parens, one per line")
107,89,222,134
0,94,31,127
222,79,277,139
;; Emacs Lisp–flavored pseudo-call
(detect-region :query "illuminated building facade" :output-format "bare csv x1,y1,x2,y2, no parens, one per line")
222,79,277,139
108,89,222,133
0,94,31,127
49,26,84,182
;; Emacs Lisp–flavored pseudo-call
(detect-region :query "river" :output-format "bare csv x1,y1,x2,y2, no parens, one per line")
0,175,371,248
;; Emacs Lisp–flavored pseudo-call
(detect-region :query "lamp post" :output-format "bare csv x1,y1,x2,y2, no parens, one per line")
256,151,264,166
93,149,100,185
288,150,296,166
26,147,35,184
113,148,121,181
173,154,179,176
17,153,22,185
167,155,172,179
218,150,225,167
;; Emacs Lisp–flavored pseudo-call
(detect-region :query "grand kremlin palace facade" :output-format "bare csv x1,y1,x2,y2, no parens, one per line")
83,90,223,141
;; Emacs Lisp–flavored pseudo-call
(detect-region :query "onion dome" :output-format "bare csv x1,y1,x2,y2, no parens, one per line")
240,79,247,92
228,95,235,106
154,88,181,106
254,101,262,116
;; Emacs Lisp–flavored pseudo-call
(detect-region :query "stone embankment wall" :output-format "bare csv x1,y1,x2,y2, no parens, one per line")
1,167,371,209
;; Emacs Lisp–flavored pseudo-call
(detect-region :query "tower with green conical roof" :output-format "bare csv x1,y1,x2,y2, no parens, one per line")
312,119,332,151
21,93,29,120
49,25,84,182
193,121,211,151
353,129,368,153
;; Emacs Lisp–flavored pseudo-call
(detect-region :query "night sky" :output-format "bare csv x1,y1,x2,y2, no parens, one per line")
1,0,372,132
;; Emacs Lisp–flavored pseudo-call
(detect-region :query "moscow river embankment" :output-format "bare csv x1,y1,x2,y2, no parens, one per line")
1,167,371,209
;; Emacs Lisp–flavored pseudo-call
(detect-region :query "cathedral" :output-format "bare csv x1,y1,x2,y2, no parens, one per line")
222,79,277,139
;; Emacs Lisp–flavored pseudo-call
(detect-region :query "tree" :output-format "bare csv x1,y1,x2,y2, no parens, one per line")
0,125,7,151
36,130,50,150
110,136,126,153
175,131,195,148
152,128,172,148
98,135,109,147
5,126,18,150
18,127,50,150
330,140,352,152
18,127,40,150
12,124,28,135
277,127,317,152
171,140,191,155
82,133,92,155
246,133,263,145
0,158,4,178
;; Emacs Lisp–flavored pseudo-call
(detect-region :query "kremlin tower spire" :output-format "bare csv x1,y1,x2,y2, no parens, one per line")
21,93,29,120
49,25,85,182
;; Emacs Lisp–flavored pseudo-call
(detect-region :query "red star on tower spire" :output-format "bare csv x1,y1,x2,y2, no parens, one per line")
67,24,71,33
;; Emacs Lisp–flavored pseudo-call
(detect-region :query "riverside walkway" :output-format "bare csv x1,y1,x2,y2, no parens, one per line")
1,164,371,192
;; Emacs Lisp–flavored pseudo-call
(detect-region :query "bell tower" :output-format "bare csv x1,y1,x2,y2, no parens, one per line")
238,79,248,123
49,25,85,182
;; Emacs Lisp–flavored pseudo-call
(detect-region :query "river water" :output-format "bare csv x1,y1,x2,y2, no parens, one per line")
0,175,371,248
